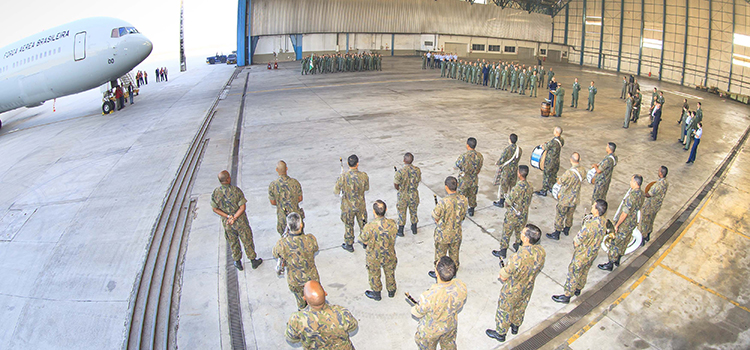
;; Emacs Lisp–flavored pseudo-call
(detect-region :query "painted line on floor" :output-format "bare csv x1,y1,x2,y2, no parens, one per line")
245,78,443,94
657,263,750,314
566,193,714,345
698,215,750,241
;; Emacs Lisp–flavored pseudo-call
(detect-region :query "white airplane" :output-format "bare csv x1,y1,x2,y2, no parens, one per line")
0,17,153,130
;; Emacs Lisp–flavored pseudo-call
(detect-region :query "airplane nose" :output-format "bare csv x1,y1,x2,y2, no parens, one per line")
138,36,153,61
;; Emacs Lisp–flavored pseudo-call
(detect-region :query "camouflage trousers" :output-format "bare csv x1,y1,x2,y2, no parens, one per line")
397,195,419,227
495,288,533,335
435,238,462,269
639,208,659,239
554,204,576,232
415,328,457,350
494,168,516,199
591,180,611,206
288,283,308,310
542,164,559,192
458,177,479,208
341,209,367,246
367,258,397,293
608,227,634,262
563,253,596,295
500,212,526,250
224,224,256,261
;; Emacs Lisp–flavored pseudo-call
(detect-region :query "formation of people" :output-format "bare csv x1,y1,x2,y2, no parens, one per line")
425,55,604,119
301,52,382,75
135,71,148,87
209,123,674,347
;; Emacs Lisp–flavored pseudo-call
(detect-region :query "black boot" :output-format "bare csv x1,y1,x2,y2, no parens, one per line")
397,225,405,237
563,227,571,236
486,329,506,342
388,290,396,298
641,234,650,247
251,258,263,269
512,242,520,252
428,271,437,279
510,324,519,335
468,207,475,217
575,289,581,296
341,243,354,252
492,248,507,259
614,257,621,267
493,198,505,208
552,294,571,303
598,261,614,271
234,260,244,271
411,223,418,235
546,231,560,240
365,290,382,301
535,189,547,196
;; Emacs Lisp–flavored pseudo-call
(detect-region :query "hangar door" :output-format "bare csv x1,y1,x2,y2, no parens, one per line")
74,32,86,61
444,42,466,56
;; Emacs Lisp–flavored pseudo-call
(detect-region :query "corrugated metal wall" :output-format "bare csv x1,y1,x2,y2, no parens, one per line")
252,0,552,42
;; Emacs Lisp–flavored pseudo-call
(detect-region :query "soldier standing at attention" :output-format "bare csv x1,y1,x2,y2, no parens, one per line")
587,81,598,111
599,175,644,271
538,66,546,88
335,155,370,252
553,82,565,117
493,165,533,259
547,67,555,85
547,153,586,240
570,78,581,108
639,166,669,245
624,92,634,128
429,177,468,278
211,170,262,271
273,213,320,310
360,200,398,301
529,71,538,98
518,69,527,95
285,280,358,349
552,200,609,303
412,256,467,350
493,134,522,208
632,88,642,123
268,161,304,236
684,102,703,150
591,142,617,206
486,224,546,343
535,127,564,197
500,66,509,91
395,152,422,236
620,76,628,99
455,137,483,217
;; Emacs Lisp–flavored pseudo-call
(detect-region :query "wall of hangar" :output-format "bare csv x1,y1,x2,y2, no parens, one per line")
553,0,750,96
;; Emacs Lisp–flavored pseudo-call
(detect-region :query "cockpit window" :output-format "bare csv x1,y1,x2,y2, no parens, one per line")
111,27,140,38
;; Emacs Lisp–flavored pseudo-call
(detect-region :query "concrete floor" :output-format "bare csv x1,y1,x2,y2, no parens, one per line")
1,56,749,350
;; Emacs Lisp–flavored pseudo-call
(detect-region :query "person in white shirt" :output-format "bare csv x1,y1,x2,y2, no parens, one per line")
687,122,703,164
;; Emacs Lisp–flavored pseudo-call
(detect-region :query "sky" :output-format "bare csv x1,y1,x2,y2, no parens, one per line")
0,0,237,68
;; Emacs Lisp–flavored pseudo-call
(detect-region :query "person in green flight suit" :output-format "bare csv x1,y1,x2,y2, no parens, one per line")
570,78,581,108
587,81,598,111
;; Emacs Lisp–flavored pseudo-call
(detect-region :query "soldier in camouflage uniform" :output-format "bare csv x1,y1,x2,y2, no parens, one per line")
599,175,645,271
273,213,320,310
493,134,522,208
412,256,467,350
430,176,468,277
211,170,262,271
335,154,370,252
493,166,533,259
547,153,586,240
360,200,398,301
286,280,358,349
639,166,669,245
455,137,483,216
268,161,304,236
395,152,422,236
486,224,546,343
591,142,618,206
552,200,609,303
535,126,564,196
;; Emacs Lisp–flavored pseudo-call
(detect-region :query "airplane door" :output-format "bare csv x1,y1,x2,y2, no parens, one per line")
74,32,86,61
